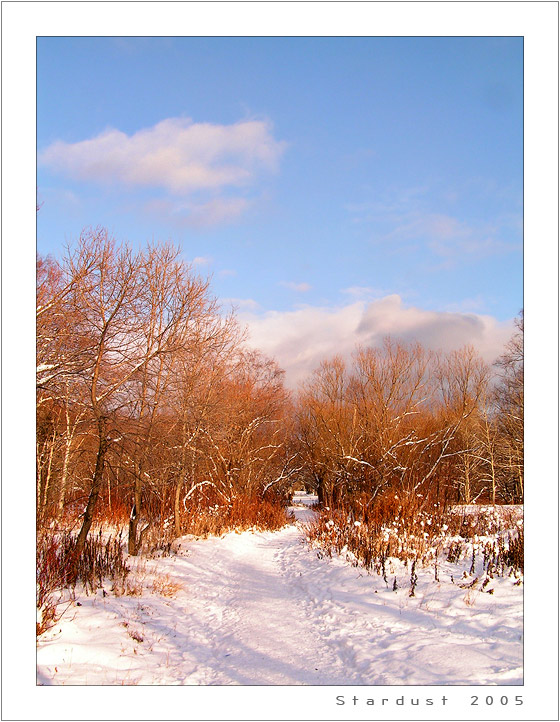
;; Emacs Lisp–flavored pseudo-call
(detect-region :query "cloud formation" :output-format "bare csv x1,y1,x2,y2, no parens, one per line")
239,295,514,388
40,117,286,195
223,297,261,312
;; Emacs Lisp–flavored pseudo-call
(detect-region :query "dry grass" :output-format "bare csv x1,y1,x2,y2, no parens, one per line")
36,529,130,635
112,578,144,597
305,492,523,578
151,573,182,598
121,621,144,643
180,495,290,538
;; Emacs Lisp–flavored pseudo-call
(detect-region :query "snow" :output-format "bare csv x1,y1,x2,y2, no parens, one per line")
37,493,522,686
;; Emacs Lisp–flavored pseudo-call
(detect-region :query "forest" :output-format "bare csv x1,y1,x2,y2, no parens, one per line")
36,229,523,632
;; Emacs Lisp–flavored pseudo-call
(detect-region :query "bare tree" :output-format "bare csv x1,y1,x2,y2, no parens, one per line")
166,308,242,537
128,244,242,550
472,392,501,504
297,356,354,504
349,340,434,501
195,351,290,500
296,340,491,512
494,312,524,501
65,231,148,559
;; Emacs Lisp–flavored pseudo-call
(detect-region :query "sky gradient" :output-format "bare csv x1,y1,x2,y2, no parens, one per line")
37,36,523,385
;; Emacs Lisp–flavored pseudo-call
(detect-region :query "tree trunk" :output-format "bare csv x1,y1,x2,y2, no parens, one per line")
316,474,325,505
174,477,183,538
490,453,496,506
128,473,143,555
40,429,57,518
74,417,108,562
57,434,73,518
464,461,471,504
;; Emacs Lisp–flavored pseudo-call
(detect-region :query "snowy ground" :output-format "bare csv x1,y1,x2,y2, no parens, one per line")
37,493,522,686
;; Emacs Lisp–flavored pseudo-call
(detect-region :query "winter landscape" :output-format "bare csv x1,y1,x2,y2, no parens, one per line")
37,494,523,686
30,30,534,703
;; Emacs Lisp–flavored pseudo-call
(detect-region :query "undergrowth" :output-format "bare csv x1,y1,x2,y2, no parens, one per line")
305,494,523,582
37,530,129,636
179,496,290,538
37,494,290,635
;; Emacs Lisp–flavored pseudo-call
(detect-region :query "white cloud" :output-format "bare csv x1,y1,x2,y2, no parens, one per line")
39,117,286,195
443,295,488,313
191,256,212,266
239,295,514,388
279,281,312,293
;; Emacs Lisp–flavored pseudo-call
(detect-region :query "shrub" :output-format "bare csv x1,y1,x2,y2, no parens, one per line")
305,493,523,579
180,494,290,538
37,529,130,635
36,532,73,636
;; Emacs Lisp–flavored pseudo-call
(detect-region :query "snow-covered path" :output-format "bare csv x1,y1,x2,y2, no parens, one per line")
176,524,351,685
37,496,522,686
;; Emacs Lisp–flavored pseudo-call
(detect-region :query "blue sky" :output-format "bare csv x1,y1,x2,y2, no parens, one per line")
37,36,523,384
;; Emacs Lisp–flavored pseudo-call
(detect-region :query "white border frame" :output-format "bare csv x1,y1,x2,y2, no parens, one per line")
2,2,558,720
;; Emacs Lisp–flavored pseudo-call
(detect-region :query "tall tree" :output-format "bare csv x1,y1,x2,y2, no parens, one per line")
494,312,524,501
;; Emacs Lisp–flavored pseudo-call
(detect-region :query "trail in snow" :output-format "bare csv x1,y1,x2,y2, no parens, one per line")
37,494,523,686
177,524,350,685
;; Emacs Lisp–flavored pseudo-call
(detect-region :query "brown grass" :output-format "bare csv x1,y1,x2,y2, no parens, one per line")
180,495,290,538
151,573,181,598
36,529,130,635
305,492,523,577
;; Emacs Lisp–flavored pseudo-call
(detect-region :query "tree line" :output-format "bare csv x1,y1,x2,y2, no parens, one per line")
297,328,523,514
37,230,523,561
